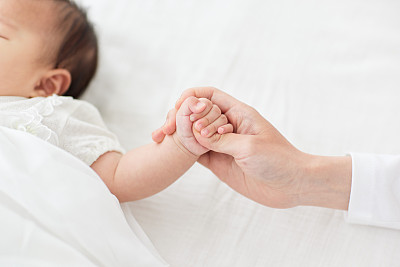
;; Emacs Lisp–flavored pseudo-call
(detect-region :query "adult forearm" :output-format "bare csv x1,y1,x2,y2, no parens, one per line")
298,154,352,210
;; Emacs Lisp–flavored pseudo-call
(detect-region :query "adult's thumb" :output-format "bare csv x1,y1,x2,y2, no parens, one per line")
194,130,245,157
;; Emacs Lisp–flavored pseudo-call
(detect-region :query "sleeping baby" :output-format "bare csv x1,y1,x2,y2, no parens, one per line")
0,0,232,202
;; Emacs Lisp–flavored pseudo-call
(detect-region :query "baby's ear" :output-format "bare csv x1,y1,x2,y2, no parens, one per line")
33,69,71,97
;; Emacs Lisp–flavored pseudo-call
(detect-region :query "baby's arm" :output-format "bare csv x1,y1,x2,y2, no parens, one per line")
91,97,232,202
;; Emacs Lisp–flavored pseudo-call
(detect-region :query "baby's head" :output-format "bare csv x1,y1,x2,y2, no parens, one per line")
0,0,97,98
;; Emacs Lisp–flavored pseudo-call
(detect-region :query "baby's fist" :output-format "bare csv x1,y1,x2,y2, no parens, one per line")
176,97,233,156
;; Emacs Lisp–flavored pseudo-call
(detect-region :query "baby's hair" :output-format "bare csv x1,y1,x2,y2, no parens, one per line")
52,0,98,98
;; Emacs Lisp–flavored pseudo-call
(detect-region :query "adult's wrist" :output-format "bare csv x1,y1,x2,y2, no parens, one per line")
298,154,352,210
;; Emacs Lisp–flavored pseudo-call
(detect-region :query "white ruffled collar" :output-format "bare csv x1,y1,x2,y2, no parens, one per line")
0,94,67,145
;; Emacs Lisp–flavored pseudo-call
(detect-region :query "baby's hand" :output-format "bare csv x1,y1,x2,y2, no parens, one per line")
176,97,233,156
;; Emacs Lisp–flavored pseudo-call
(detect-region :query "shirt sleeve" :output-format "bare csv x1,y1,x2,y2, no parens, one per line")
60,100,125,166
345,153,400,230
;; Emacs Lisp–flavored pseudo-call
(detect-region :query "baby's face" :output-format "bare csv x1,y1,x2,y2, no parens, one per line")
0,0,57,97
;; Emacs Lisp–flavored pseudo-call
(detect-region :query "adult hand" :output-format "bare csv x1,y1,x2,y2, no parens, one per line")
153,87,352,210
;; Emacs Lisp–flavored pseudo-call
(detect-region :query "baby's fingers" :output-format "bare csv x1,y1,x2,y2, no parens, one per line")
152,127,166,143
178,96,208,116
162,108,177,135
194,104,221,132
200,114,231,137
189,98,214,122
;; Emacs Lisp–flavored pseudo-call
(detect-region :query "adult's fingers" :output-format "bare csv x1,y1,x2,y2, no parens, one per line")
194,129,249,158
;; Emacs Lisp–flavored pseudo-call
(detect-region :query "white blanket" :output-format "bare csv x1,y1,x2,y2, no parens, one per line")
0,127,167,266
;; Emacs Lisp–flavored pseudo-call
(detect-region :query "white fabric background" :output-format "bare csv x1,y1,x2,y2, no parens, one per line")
77,0,400,266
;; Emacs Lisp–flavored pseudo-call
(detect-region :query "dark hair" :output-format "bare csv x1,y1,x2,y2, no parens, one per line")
53,0,98,98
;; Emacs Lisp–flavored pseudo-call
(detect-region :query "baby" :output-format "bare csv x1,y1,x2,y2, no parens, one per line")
0,0,232,202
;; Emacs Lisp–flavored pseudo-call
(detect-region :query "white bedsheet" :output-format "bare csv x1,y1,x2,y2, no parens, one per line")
0,127,167,266
76,0,400,266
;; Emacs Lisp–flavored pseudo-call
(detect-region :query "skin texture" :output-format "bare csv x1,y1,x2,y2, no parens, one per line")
0,0,71,97
153,87,352,210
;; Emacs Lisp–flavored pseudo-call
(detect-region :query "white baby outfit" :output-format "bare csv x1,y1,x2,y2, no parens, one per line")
0,94,125,165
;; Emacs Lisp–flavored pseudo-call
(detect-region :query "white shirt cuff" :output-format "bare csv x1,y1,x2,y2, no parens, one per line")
345,153,400,230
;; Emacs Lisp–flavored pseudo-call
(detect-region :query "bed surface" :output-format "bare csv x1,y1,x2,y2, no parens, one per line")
78,0,400,266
